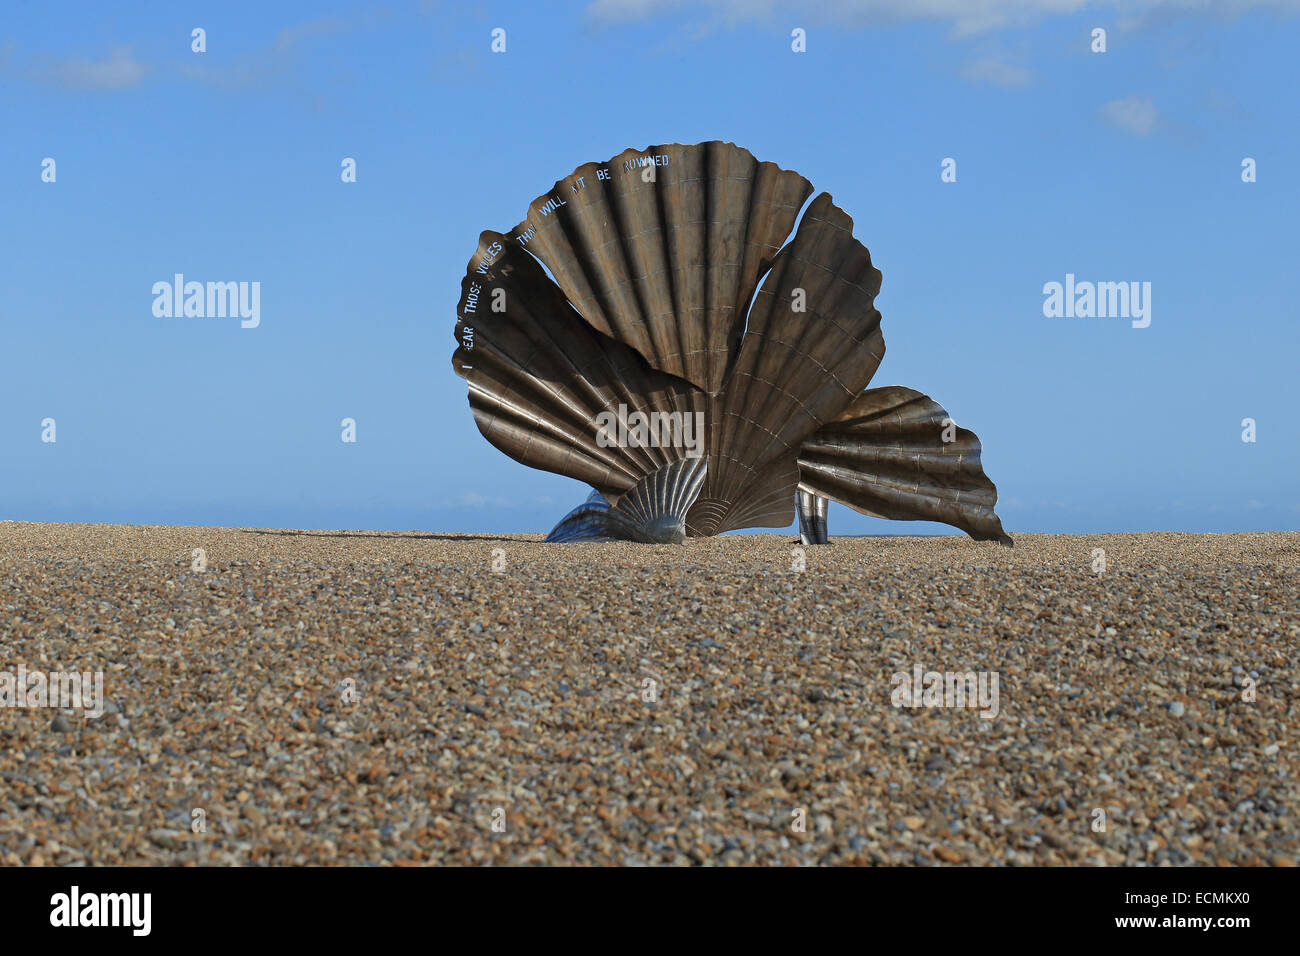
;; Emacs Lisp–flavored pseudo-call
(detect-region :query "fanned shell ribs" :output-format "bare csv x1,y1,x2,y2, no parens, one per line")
453,141,1011,546
797,387,1013,546
545,459,708,545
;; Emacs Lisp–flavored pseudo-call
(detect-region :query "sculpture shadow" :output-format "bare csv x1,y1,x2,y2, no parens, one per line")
236,529,541,544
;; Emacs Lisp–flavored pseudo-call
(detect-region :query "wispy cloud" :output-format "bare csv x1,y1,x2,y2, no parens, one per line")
1098,94,1160,136
1205,85,1250,123
456,491,560,509
586,0,1300,36
3,11,390,95
273,16,355,53
461,491,520,508
180,15,367,91
961,56,1035,87
26,47,148,90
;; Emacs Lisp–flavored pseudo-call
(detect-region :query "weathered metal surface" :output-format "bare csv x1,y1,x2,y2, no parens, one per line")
797,386,1013,546
509,142,812,395
453,231,706,502
546,459,707,544
453,141,1012,545
796,490,829,545
686,192,885,535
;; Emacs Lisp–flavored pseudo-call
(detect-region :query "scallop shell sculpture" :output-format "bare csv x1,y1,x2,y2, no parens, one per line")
453,141,1012,546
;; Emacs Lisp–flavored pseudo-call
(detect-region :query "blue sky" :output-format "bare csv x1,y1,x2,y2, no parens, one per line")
1,0,1296,535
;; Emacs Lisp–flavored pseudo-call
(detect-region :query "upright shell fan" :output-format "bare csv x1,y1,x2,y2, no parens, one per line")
453,141,1012,546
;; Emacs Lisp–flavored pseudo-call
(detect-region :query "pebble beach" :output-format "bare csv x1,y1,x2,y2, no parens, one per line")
1,523,1296,866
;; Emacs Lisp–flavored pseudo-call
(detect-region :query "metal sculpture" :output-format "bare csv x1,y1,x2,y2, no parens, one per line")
453,141,1011,546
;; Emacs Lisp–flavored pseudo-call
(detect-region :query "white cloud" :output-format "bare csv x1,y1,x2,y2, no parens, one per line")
181,34,301,90
1098,94,1160,136
180,13,383,91
461,491,517,508
29,47,147,90
586,0,1300,35
961,57,1035,87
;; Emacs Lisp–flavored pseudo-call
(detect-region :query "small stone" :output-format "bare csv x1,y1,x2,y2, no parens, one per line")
50,714,73,733
1168,701,1185,717
1,522,1294,868
148,829,186,849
